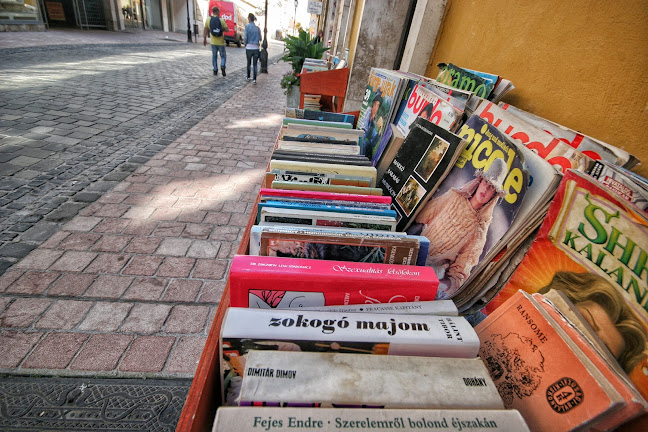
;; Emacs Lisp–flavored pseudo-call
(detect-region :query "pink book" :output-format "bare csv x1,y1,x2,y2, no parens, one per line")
259,188,392,204
229,254,438,308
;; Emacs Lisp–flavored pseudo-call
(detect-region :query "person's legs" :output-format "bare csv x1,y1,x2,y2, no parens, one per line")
211,44,218,75
219,46,226,76
246,49,252,80
252,49,259,82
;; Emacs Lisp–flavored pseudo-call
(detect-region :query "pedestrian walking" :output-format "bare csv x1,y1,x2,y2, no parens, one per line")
244,13,261,84
203,6,229,76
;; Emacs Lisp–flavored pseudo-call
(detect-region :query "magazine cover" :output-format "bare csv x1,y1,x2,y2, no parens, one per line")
484,169,648,401
358,68,403,160
435,63,495,99
395,83,462,135
379,117,466,232
406,115,528,300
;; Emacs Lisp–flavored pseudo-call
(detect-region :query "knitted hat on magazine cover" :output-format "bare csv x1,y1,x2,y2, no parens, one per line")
475,157,508,197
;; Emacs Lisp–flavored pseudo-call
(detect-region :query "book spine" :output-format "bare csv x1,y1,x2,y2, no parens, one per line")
213,407,531,432
239,351,503,409
296,300,458,316
228,255,439,308
259,188,390,204
259,201,397,219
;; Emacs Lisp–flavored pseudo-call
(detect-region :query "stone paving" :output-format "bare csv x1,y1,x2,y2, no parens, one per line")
0,53,286,379
0,32,285,274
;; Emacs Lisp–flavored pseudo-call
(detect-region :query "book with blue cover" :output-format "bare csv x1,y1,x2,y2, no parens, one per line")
256,200,398,223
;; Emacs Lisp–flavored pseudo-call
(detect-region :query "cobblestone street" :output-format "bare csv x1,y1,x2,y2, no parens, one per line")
0,37,284,274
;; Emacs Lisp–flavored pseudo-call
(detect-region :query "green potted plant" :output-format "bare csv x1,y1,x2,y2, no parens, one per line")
280,29,329,107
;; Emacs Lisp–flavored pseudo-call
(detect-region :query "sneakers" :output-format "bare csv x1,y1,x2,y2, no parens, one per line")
213,70,218,76
246,77,251,81
253,79,257,84
221,67,226,77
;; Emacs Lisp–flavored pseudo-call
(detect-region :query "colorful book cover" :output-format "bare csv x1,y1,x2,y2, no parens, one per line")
228,254,438,308
499,102,636,168
239,351,501,409
379,117,466,232
485,169,648,401
268,181,384,196
406,115,528,300
476,290,624,431
475,100,591,173
436,63,495,99
358,68,404,160
259,195,391,211
213,407,531,432
259,188,389,204
395,83,462,136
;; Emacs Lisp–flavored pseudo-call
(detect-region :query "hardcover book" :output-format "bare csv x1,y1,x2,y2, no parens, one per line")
271,150,372,166
228,254,438,308
379,117,466,232
282,118,353,129
256,200,398,223
269,181,384,196
284,108,355,125
238,351,502,409
476,290,626,431
375,124,406,180
259,188,389,204
254,227,421,266
484,169,648,401
258,207,397,231
406,115,528,300
212,407,531,432
276,140,361,156
297,300,458,315
268,160,377,186
221,308,478,406
265,170,373,188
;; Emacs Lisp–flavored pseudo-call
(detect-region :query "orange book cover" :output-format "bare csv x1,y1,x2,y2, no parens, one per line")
534,293,647,429
484,169,648,402
476,290,623,431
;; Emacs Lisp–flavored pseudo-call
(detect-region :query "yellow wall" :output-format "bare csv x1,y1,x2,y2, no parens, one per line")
346,0,365,70
426,0,648,176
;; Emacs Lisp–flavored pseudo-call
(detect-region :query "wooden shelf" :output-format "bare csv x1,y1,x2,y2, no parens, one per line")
299,68,350,113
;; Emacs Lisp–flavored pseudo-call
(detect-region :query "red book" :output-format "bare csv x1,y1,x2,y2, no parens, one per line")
259,188,392,204
229,254,438,308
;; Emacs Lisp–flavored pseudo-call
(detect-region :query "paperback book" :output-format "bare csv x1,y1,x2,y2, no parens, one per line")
239,351,502,409
265,170,373,188
379,117,466,231
212,407,530,432
284,108,355,125
258,207,397,231
258,188,389,204
484,169,648,401
220,308,479,406
406,115,529,300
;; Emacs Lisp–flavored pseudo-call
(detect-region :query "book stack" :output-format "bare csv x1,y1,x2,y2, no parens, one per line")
205,61,648,431
210,109,532,430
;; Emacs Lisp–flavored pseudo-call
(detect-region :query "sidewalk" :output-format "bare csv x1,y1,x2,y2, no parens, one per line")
0,58,286,379
0,28,201,50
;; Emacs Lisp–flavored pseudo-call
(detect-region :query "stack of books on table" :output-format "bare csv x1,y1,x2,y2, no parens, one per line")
208,59,648,430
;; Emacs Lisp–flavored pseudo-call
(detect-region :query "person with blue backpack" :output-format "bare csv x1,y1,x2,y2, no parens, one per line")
203,6,229,76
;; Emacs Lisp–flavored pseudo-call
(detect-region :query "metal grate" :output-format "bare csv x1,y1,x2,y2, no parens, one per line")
0,376,191,431
75,0,105,29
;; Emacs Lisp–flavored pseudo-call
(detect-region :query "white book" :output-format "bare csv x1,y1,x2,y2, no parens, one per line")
296,300,458,316
220,308,480,406
212,407,530,432
239,351,504,409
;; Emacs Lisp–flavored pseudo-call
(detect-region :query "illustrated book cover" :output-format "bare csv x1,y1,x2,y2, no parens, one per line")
395,82,462,136
476,290,625,431
379,117,466,232
405,114,528,300
484,169,648,402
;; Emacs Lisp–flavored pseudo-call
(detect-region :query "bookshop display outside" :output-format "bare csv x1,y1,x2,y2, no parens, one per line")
181,61,648,432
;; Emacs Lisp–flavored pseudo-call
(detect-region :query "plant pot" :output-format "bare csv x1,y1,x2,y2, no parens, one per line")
286,85,300,108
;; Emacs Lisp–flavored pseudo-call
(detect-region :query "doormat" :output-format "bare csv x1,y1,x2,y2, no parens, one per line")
0,375,191,431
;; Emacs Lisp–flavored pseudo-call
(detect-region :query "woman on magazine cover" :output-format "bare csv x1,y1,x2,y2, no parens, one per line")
407,158,508,299
539,271,647,373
